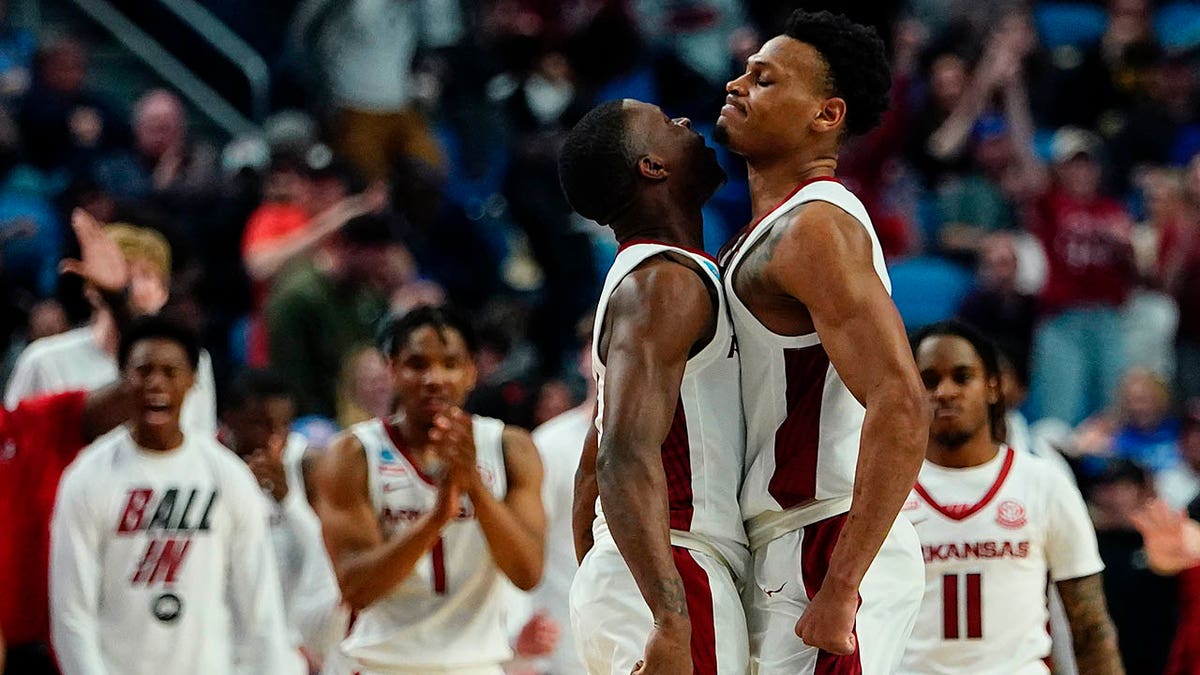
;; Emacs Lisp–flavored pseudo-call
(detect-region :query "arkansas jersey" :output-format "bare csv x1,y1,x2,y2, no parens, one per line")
590,241,748,570
337,415,512,671
898,447,1104,675
49,429,298,675
721,178,891,525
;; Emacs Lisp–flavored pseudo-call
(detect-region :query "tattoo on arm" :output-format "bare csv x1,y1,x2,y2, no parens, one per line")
1057,574,1125,675
654,577,687,618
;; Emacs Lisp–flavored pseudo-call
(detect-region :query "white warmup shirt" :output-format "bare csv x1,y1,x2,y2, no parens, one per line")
898,447,1105,675
5,326,218,437
50,429,299,675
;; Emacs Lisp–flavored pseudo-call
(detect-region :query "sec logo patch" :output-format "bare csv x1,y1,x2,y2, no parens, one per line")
996,499,1027,529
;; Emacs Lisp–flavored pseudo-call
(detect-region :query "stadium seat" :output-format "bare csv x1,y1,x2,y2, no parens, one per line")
1034,3,1108,49
888,256,975,330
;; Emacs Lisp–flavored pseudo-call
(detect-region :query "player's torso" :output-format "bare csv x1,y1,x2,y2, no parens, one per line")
591,241,747,564
343,416,513,668
92,435,242,670
900,449,1054,675
719,179,891,520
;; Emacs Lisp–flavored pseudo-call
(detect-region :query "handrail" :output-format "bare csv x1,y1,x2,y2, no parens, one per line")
68,0,259,138
155,0,271,123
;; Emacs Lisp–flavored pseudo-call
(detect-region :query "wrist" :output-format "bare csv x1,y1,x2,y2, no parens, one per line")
822,567,863,598
652,611,690,634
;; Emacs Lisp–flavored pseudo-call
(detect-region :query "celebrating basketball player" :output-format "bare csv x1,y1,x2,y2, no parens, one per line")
715,10,927,673
316,306,545,674
561,99,748,674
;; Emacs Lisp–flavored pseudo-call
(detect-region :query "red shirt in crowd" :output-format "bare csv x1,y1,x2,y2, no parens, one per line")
1032,189,1136,315
0,391,89,645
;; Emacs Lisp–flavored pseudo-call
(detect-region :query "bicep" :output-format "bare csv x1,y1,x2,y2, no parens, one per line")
314,437,383,566
772,209,916,402
503,428,546,538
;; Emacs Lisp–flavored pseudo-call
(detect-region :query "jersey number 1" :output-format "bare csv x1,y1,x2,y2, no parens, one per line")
942,573,982,639
432,538,447,594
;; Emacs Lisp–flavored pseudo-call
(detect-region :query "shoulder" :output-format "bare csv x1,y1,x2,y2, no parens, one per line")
59,432,123,494
774,198,874,260
198,438,259,489
531,407,590,448
16,327,92,366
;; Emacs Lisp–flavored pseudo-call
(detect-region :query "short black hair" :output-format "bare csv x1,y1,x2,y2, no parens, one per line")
117,314,200,371
379,305,478,358
223,369,293,415
783,10,891,136
910,320,1006,443
558,100,636,224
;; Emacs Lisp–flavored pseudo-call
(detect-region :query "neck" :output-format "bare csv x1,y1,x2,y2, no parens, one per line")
390,409,434,448
91,310,118,356
132,425,184,452
746,155,838,223
611,199,705,252
927,433,1001,469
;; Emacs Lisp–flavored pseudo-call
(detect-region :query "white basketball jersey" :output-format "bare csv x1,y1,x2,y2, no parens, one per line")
721,178,891,521
898,447,1105,675
591,240,748,571
339,416,512,670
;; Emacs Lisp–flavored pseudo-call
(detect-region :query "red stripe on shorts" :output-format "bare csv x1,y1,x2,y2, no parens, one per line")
800,513,863,675
673,547,718,674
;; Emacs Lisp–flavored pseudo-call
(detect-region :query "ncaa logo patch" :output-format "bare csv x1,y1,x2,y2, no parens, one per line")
996,499,1027,529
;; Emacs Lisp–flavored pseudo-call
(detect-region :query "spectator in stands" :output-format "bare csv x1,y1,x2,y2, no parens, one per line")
0,0,35,104
1085,458,1179,675
335,345,393,429
1109,47,1196,190
1027,128,1136,425
1111,368,1181,473
18,35,125,177
957,233,1037,375
93,90,218,210
266,212,412,419
1168,154,1200,401
315,0,462,180
5,212,218,436
219,369,345,670
1157,399,1200,510
1125,166,1185,378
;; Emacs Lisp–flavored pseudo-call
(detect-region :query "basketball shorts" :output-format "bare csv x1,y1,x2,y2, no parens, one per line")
746,513,924,674
570,536,749,675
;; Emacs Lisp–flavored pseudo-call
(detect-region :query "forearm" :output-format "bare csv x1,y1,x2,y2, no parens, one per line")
928,82,992,160
1059,575,1124,675
826,388,925,591
469,485,544,590
246,205,353,281
597,448,687,625
334,510,450,610
573,465,598,563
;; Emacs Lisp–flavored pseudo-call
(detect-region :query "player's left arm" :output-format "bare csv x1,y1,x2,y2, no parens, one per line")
1045,468,1124,674
572,406,599,563
1056,575,1123,674
768,202,927,654
437,410,546,590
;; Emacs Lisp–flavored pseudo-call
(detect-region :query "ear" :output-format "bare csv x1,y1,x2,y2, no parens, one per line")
636,154,670,181
986,375,1002,406
814,97,847,134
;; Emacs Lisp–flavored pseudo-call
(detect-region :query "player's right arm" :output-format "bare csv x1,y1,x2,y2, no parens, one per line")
315,433,460,611
572,402,599,563
50,465,110,675
596,257,716,674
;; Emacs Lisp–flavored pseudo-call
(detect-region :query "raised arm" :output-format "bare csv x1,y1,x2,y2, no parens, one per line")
435,411,546,590
769,202,927,654
573,407,599,563
314,432,459,611
595,257,716,672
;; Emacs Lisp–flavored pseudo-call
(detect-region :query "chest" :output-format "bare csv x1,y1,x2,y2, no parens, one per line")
905,486,1044,574
727,237,814,337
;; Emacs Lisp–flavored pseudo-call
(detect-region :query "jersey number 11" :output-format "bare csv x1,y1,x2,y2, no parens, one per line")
942,573,982,640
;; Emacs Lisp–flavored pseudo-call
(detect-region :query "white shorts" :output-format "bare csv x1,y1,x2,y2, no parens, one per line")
746,513,924,674
570,537,749,675
322,648,505,675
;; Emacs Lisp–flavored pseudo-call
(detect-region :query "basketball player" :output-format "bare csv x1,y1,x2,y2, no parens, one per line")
714,10,927,673
316,306,545,674
900,321,1122,674
560,99,748,674
220,370,346,669
50,316,298,675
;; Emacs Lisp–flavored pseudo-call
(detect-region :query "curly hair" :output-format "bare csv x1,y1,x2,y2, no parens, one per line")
910,320,1007,444
558,100,636,224
784,10,891,137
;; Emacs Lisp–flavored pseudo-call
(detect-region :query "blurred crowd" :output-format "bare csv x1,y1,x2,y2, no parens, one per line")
2,0,1200,672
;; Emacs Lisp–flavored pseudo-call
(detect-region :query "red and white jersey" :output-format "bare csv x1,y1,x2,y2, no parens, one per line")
339,415,512,670
898,447,1104,675
591,240,748,571
721,179,890,521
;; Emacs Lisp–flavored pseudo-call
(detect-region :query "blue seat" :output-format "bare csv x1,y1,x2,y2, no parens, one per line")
1035,3,1108,48
888,256,975,330
1156,2,1200,50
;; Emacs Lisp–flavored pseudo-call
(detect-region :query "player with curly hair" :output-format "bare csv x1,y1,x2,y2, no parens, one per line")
715,10,929,674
